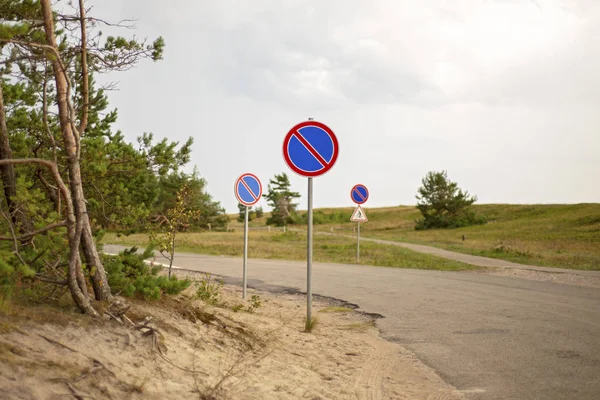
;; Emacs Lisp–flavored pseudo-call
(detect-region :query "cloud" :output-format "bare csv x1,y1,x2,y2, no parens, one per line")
92,0,600,211
106,0,599,109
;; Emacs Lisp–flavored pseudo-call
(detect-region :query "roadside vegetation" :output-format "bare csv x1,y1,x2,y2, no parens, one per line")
0,2,228,314
104,230,477,271
245,204,599,270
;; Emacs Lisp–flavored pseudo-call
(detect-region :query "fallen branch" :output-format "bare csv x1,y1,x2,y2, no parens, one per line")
40,334,117,380
122,314,136,327
38,334,78,353
65,380,89,400
105,311,123,324
154,350,209,375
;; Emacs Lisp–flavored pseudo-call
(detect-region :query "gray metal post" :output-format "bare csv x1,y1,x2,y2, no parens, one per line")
307,177,313,325
243,205,248,299
357,221,360,263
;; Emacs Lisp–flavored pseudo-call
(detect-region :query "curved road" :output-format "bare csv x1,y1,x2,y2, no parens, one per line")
106,245,600,399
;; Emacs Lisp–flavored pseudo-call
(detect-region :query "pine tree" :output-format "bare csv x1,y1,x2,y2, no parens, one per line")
263,173,300,226
415,170,486,230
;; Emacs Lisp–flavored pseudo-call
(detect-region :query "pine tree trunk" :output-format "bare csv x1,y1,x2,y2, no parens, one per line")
73,0,112,302
0,82,18,224
40,0,103,313
81,220,112,300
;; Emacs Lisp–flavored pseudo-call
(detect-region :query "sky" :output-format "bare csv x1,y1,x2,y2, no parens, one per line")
93,0,600,213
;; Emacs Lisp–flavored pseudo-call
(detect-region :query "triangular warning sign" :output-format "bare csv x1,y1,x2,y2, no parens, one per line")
350,205,368,222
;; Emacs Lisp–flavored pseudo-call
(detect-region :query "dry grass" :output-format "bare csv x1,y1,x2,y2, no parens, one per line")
319,307,354,313
340,321,377,332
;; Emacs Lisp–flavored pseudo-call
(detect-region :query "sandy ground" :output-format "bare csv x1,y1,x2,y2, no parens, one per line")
0,270,462,400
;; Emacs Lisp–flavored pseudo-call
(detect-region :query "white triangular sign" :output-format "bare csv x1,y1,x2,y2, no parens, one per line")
350,205,368,222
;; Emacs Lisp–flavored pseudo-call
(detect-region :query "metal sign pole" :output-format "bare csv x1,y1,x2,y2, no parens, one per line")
283,117,338,331
307,177,313,326
356,221,360,263
243,205,249,299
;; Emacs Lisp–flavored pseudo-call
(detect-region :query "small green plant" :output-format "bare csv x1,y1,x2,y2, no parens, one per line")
231,303,244,313
304,316,318,333
246,295,262,313
149,184,201,278
195,274,223,305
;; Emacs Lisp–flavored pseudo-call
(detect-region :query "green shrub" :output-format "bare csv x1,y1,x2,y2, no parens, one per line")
255,206,264,218
0,258,16,310
0,251,35,308
103,246,191,300
195,274,223,305
415,170,487,230
246,295,262,313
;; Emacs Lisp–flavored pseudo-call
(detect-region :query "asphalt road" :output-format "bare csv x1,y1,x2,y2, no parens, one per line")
105,245,600,399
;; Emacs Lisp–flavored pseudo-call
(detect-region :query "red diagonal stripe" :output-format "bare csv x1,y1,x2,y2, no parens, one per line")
354,188,366,201
240,178,258,201
293,131,330,168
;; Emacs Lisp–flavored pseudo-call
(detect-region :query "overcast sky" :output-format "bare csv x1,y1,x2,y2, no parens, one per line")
94,0,600,213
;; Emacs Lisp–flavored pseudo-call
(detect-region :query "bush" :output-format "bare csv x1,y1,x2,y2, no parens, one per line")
195,274,223,305
255,206,264,218
415,170,486,230
246,295,262,313
414,211,487,230
0,252,35,308
103,246,191,300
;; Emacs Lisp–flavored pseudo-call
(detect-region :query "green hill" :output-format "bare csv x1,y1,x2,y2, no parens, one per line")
233,204,600,270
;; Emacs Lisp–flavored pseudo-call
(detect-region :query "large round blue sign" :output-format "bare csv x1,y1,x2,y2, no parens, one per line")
283,121,339,178
235,173,262,206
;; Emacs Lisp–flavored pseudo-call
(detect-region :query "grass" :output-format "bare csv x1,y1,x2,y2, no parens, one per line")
340,321,376,332
318,307,354,313
273,204,600,270
304,316,318,333
103,230,476,271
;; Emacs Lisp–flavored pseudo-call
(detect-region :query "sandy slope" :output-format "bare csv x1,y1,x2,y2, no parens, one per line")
0,271,461,399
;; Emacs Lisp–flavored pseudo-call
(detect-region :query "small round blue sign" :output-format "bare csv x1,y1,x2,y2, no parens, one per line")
351,184,369,205
235,173,262,206
283,121,339,178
